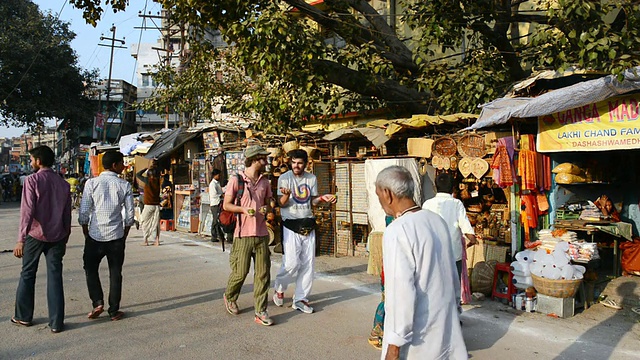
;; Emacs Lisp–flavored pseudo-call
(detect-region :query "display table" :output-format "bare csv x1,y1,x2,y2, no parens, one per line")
553,219,632,277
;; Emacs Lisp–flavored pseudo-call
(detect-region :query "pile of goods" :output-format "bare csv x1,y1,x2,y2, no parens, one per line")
568,241,600,263
535,229,599,262
552,162,587,184
538,229,577,253
510,245,587,289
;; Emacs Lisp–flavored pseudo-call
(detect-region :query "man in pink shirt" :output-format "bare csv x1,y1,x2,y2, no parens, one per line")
222,144,274,326
12,146,71,333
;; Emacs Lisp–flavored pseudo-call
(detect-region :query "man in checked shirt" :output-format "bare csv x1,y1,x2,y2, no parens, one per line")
78,151,135,322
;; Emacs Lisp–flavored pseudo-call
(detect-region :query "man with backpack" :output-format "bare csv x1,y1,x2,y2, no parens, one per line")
222,144,274,326
272,149,336,314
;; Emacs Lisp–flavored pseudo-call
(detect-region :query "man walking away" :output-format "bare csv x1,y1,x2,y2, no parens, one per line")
222,145,274,326
136,160,161,246
13,146,71,333
273,149,336,314
375,166,466,359
422,173,477,313
208,169,225,242
79,151,135,322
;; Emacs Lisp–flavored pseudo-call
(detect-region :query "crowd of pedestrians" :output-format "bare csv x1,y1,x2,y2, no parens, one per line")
11,144,472,359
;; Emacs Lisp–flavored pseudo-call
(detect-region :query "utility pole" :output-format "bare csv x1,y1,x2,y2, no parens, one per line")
138,10,185,129
99,25,126,143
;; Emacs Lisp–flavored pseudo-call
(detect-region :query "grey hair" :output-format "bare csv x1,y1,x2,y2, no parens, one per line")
375,165,414,199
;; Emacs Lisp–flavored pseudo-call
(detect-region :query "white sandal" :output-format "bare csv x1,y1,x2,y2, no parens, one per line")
602,299,622,310
631,307,640,315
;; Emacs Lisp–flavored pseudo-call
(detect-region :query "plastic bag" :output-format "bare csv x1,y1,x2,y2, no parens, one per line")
552,163,583,175
555,173,586,184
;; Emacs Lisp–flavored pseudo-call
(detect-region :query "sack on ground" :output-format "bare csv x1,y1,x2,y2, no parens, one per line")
283,218,316,236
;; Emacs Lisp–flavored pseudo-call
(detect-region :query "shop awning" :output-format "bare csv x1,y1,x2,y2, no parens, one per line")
368,113,478,137
323,113,478,147
144,127,200,160
323,127,388,148
466,66,640,130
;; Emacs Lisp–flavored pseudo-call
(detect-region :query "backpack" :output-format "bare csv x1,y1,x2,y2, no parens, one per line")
219,174,244,233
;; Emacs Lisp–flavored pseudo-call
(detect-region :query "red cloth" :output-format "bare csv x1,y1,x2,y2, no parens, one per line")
491,146,514,187
621,239,640,273
460,236,472,305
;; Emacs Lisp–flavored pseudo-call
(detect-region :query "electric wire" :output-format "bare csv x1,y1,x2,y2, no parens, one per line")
131,0,150,85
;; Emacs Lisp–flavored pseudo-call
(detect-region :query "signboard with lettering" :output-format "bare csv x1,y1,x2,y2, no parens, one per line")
537,93,640,152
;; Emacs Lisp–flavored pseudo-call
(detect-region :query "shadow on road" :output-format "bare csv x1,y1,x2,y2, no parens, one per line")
554,281,637,360
461,300,519,355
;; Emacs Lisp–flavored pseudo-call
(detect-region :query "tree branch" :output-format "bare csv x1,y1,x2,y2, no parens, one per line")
313,59,430,114
283,0,418,73
470,21,527,80
338,0,416,69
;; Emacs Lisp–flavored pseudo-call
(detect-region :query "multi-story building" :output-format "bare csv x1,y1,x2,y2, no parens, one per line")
90,78,138,141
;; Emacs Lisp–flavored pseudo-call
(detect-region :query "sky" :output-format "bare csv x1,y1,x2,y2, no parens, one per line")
3,0,164,138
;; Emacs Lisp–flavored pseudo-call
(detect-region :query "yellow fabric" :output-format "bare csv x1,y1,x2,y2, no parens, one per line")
66,178,79,193
365,113,479,137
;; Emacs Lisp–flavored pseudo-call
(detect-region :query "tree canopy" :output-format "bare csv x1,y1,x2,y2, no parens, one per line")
0,0,97,133
71,0,640,132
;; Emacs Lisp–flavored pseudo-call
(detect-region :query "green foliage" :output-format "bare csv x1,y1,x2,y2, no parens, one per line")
0,0,98,134
71,0,640,130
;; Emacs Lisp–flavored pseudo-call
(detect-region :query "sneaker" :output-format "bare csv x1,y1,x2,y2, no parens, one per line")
273,292,284,307
292,300,314,314
223,293,239,315
254,311,273,326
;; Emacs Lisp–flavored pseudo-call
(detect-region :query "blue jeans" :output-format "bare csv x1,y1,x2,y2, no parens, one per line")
15,236,66,329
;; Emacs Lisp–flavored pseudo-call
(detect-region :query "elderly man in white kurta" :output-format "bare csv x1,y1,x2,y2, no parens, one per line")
375,166,467,360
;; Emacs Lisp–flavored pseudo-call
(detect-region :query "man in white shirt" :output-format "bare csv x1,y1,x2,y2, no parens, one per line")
422,173,477,310
272,149,335,314
78,151,134,322
208,169,224,242
375,165,467,359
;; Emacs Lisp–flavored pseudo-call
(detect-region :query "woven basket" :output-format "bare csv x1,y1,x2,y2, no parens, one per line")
432,136,457,157
471,261,495,295
300,145,319,159
282,140,299,154
458,133,487,158
531,274,582,298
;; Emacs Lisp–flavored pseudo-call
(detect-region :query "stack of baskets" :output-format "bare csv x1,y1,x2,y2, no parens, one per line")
531,274,582,298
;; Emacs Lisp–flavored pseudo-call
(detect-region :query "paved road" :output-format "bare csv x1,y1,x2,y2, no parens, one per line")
1,201,639,359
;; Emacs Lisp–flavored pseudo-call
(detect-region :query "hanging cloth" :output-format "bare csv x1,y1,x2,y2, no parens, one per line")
460,236,472,305
491,146,513,188
518,149,537,191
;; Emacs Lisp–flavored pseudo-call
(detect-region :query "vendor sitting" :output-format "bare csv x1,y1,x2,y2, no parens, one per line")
595,195,621,222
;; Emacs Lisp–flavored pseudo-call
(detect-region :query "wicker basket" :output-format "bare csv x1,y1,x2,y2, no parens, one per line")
531,274,582,298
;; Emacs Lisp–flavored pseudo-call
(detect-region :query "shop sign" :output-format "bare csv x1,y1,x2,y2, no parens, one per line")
537,93,640,152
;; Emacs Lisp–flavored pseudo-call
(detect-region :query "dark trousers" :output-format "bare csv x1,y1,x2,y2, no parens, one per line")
210,204,224,241
15,236,66,329
83,237,126,316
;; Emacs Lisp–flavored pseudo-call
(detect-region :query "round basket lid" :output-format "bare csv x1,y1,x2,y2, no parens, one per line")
458,134,487,158
432,136,457,157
